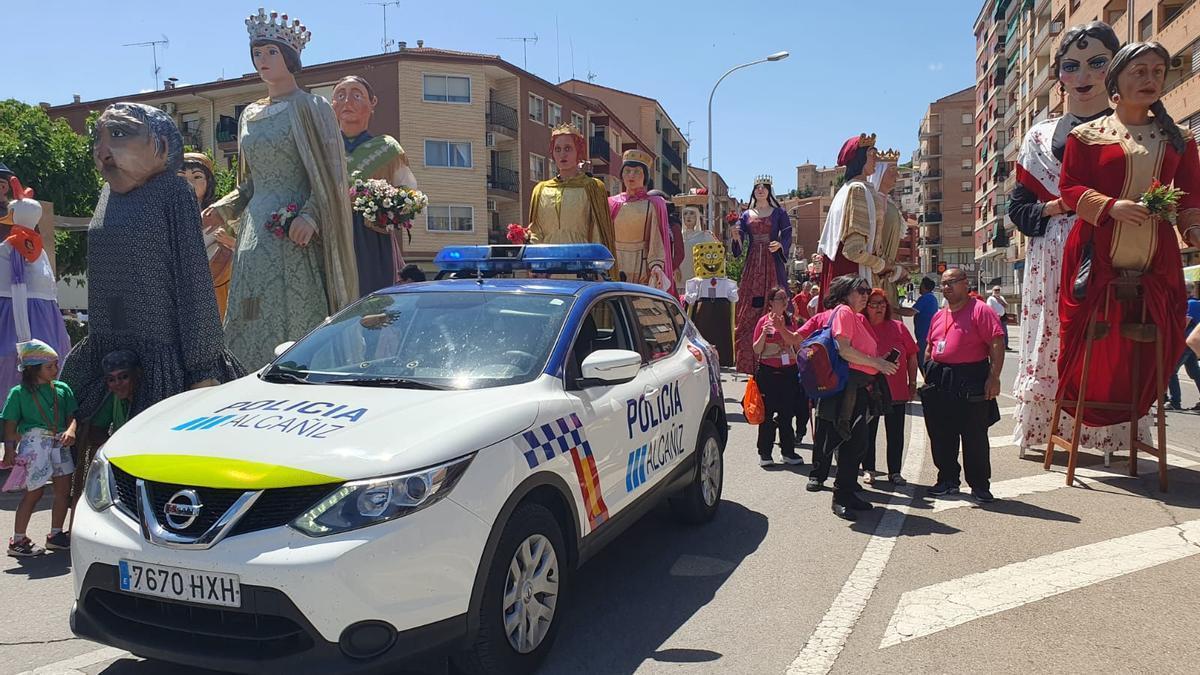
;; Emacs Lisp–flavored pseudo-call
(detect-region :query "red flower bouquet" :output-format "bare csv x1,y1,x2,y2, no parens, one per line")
264,203,300,239
1139,179,1186,226
506,223,535,245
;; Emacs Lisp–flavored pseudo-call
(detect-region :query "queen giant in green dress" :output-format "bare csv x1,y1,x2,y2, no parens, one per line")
207,9,358,368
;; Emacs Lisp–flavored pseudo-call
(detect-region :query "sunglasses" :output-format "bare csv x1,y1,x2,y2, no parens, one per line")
853,286,871,295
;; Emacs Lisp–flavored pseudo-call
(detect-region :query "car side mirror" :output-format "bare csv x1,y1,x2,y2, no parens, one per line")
273,341,296,358
578,349,642,387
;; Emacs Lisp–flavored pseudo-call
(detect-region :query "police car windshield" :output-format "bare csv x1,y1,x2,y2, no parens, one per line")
270,291,573,390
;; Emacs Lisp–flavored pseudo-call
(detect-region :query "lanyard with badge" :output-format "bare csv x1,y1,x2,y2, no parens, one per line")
934,309,953,357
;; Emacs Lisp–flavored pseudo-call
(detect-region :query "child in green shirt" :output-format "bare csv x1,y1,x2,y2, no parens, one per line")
2,340,78,557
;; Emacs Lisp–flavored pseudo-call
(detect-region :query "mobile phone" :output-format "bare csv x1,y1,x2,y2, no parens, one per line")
885,347,901,364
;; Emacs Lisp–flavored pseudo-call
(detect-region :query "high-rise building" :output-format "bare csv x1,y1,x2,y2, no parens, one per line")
915,86,979,278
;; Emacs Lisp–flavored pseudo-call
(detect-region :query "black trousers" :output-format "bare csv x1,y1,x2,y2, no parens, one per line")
793,386,810,444
811,385,872,501
755,363,798,458
863,403,906,474
923,394,991,490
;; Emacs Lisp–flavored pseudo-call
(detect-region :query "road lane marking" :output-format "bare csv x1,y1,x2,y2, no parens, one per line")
786,405,929,675
17,647,130,675
927,456,1200,513
880,519,1200,647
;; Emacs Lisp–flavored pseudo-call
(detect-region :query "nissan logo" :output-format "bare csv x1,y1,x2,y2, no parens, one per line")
163,489,203,530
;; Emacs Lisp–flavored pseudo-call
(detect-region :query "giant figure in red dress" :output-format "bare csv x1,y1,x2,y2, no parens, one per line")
1058,42,1200,426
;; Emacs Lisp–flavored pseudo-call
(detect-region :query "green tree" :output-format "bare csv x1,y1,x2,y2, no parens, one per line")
0,99,100,279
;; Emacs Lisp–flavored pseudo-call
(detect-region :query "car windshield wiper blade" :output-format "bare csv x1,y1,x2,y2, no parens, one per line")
261,369,314,384
325,377,447,390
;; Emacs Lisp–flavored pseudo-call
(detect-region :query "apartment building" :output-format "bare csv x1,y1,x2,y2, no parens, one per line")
915,87,979,278
559,80,690,198
46,44,659,265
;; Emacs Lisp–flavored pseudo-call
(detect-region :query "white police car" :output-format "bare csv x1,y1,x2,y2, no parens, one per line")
71,244,727,674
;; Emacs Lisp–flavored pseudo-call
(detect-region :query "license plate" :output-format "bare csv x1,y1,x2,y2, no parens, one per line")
118,559,241,608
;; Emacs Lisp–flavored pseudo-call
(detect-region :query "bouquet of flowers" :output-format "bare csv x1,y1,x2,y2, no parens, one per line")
724,211,740,226
1139,179,1187,226
264,203,300,239
506,223,536,245
349,175,429,242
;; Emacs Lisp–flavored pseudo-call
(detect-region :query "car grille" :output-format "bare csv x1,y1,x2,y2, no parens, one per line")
111,464,336,539
85,585,313,660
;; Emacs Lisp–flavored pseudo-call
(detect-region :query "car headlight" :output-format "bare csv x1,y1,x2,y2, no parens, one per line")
291,454,474,537
84,454,115,512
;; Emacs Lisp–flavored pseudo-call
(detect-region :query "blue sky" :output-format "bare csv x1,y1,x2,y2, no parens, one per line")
10,1,979,196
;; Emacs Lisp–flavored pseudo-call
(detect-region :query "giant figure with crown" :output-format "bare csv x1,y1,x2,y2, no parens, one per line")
817,133,896,293
203,8,357,369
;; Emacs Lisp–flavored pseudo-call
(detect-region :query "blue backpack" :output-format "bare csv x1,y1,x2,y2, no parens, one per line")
799,315,850,400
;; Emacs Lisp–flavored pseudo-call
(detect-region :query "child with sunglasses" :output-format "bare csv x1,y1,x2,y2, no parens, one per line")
2,340,78,556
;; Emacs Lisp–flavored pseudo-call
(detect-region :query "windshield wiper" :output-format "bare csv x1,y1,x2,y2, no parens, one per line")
325,377,447,390
261,369,314,384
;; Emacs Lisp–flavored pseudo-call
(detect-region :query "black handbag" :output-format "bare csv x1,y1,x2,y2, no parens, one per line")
1072,240,1092,301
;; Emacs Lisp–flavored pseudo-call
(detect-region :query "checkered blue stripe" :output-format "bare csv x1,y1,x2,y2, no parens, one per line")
521,413,585,469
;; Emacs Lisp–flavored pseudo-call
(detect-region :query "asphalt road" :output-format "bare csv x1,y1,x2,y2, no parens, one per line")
5,323,1200,675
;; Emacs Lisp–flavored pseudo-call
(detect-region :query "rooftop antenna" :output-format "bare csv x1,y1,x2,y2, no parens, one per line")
685,120,696,144
366,1,402,53
498,34,538,70
569,37,575,79
123,35,169,91
555,16,561,82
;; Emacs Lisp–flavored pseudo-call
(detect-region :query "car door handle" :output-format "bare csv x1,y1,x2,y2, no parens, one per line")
643,386,660,398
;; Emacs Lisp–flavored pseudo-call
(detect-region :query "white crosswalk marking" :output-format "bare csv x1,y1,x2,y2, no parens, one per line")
787,406,929,675
927,456,1200,512
880,519,1200,648
16,647,129,675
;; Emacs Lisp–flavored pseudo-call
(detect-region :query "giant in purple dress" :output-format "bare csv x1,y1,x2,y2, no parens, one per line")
730,176,792,374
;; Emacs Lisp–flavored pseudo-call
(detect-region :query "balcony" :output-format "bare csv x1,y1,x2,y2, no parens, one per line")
921,143,942,158
487,165,520,198
1032,20,1050,54
589,135,612,164
660,139,682,170
993,72,1007,89
925,191,944,202
920,170,942,182
992,104,1006,119
920,236,942,247
1031,62,1052,97
920,122,941,138
486,100,519,138
662,174,681,197
1157,0,1200,54
921,211,943,224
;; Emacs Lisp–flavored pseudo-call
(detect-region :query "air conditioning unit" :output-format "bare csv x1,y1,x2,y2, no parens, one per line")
1170,56,1186,71
486,199,498,212
1049,21,1063,35
485,132,496,148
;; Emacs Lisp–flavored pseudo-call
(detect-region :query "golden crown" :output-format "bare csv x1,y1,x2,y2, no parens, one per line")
622,149,654,168
754,174,773,186
857,133,877,149
876,148,901,162
550,122,585,140
246,8,311,54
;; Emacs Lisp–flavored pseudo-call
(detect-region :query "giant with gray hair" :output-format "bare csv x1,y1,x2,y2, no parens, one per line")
92,102,184,194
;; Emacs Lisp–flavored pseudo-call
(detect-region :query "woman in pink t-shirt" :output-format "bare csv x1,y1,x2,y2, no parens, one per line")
860,288,918,485
806,275,898,521
751,287,805,467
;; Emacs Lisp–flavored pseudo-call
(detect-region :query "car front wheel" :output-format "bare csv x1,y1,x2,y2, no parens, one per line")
669,420,723,524
456,503,566,674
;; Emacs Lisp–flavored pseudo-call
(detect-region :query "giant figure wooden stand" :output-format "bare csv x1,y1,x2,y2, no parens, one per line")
1043,275,1169,491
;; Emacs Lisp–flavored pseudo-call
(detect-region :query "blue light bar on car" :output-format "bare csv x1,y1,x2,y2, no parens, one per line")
433,244,616,274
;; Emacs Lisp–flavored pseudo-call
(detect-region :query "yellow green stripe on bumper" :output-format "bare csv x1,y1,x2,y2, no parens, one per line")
108,455,342,489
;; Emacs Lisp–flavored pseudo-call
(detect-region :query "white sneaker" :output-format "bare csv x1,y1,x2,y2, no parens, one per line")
758,458,774,467
781,455,804,466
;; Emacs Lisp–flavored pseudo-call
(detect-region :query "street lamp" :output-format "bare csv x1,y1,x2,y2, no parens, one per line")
707,51,789,232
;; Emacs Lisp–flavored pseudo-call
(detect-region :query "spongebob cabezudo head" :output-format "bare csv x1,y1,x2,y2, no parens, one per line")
693,241,727,279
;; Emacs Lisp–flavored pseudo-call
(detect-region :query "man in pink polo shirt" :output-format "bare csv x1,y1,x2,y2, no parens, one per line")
922,267,1005,503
